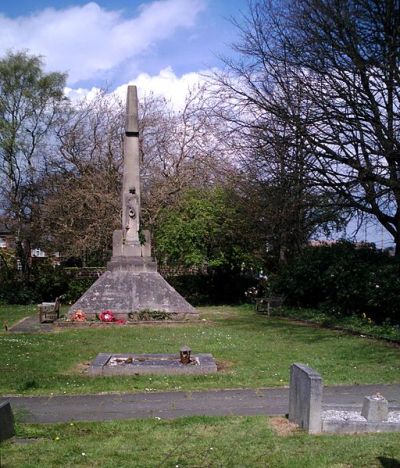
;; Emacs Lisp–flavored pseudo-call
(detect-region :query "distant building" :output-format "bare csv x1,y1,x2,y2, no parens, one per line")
308,239,376,249
0,224,60,265
308,240,337,247
0,225,15,250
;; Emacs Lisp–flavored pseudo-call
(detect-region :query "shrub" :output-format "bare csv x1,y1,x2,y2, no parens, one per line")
0,261,96,305
0,262,70,304
63,277,96,304
271,241,400,323
167,269,257,305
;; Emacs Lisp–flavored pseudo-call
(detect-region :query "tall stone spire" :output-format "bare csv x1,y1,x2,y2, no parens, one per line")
108,85,153,265
122,86,141,245
68,86,198,321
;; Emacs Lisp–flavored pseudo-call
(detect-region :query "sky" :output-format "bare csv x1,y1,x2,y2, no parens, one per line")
0,0,248,104
0,0,394,246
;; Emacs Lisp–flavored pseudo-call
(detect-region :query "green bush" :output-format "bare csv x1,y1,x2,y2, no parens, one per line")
0,261,97,305
0,262,70,304
63,277,96,304
271,241,400,323
167,269,257,305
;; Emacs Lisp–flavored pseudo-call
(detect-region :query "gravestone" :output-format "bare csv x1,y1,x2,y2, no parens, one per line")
0,401,15,441
288,363,323,434
68,86,198,320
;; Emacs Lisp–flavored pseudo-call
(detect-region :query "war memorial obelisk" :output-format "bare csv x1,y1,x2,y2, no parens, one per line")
69,86,198,320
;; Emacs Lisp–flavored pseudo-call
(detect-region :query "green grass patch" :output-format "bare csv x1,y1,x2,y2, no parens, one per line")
269,307,400,342
1,416,400,467
1,305,399,395
0,304,36,328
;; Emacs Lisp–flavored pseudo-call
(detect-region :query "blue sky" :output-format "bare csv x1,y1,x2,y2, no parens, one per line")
0,0,248,91
0,0,393,246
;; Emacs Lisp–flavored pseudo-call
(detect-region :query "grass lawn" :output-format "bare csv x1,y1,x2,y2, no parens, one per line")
1,305,399,396
1,416,400,467
0,304,37,328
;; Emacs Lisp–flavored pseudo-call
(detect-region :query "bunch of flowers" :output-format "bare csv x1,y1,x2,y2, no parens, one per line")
99,310,126,324
99,310,115,322
71,310,86,322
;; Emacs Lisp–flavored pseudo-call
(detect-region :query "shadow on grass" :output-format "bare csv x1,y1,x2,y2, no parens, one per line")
215,307,400,348
378,457,400,468
214,310,345,343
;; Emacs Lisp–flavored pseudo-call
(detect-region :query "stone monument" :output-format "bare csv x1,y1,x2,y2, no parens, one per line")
68,86,198,321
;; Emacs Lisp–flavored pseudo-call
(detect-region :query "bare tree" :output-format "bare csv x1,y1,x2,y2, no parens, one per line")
209,54,344,263
140,86,229,228
40,91,123,264
213,0,400,254
40,86,231,265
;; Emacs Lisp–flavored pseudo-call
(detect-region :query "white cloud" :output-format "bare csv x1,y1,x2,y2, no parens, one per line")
116,66,209,107
65,66,211,109
0,0,205,84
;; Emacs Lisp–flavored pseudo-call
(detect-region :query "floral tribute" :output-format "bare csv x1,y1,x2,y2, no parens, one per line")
71,310,86,322
99,310,126,324
99,310,115,322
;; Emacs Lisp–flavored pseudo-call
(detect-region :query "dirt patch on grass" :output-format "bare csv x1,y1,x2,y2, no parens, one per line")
269,417,299,436
66,361,91,375
216,359,234,373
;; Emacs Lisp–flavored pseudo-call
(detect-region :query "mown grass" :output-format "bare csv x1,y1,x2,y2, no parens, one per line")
1,416,400,467
269,307,400,342
1,305,399,395
0,304,36,328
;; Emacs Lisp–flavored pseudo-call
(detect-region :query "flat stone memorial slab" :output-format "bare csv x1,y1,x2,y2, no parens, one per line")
89,353,217,376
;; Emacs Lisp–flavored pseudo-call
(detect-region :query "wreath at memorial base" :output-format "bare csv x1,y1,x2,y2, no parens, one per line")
99,310,126,324
71,310,86,322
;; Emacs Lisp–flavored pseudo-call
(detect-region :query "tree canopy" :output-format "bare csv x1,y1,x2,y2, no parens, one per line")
213,0,400,254
0,51,66,273
154,186,263,271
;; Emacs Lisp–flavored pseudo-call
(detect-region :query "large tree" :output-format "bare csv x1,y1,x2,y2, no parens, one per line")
40,91,123,265
41,87,231,265
140,86,228,229
214,0,400,254
154,185,263,271
0,51,66,273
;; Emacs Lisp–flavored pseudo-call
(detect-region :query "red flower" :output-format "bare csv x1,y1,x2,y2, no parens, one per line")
99,310,115,322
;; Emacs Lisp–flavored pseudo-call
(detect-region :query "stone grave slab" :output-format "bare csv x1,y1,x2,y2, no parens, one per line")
88,353,217,376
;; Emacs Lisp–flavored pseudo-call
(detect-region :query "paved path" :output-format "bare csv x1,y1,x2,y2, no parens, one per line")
9,315,54,333
4,384,400,424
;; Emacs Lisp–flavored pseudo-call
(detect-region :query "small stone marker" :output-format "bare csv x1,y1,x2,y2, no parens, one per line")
289,363,323,434
361,394,389,422
0,401,15,441
180,345,191,364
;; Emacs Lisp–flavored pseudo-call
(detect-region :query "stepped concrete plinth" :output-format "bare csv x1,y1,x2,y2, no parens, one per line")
69,270,198,320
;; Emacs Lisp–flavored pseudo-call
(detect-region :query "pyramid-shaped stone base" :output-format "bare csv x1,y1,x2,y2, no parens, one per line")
68,269,198,320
